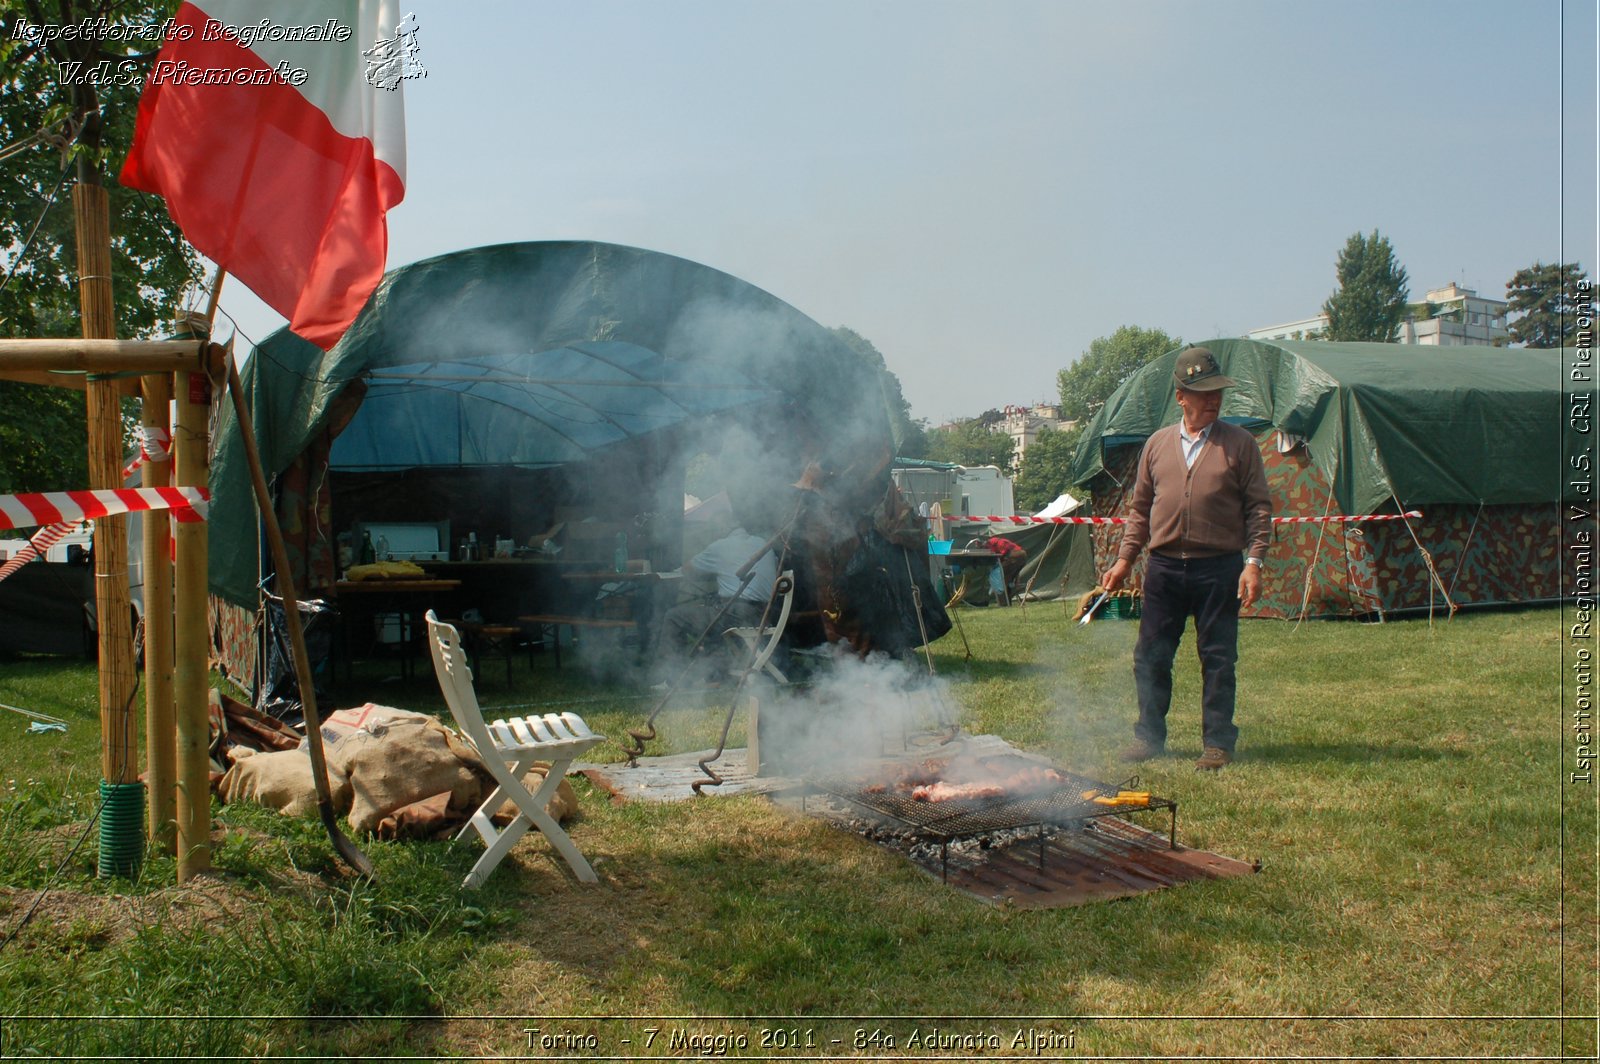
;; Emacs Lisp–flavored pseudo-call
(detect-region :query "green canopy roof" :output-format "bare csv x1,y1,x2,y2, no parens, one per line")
1066,338,1581,514
210,241,891,606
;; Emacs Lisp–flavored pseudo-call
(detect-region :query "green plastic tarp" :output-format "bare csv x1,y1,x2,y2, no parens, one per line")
1066,338,1582,514
209,241,892,607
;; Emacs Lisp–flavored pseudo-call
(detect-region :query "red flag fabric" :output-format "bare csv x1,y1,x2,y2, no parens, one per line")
120,0,408,350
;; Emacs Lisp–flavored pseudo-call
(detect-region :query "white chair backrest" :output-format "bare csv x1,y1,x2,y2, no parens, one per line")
425,610,495,755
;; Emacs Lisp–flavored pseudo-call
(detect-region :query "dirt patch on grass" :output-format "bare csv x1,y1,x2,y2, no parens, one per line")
2,877,241,949
0,825,327,950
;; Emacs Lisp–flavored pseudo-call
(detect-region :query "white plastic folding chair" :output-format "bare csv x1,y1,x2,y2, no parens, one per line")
722,570,795,684
425,610,605,888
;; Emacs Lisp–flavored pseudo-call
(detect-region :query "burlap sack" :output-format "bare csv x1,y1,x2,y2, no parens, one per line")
315,703,431,748
375,790,458,840
441,728,579,824
216,746,353,817
375,772,578,841
331,716,484,836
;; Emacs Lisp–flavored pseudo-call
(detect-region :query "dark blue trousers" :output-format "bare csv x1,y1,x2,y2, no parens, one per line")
1132,552,1243,752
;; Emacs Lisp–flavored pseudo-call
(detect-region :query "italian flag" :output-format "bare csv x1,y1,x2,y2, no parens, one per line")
121,0,407,350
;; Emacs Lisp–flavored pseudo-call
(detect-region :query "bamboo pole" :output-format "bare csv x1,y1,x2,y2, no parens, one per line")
0,368,142,394
141,372,176,854
172,362,213,880
75,183,139,807
0,338,207,371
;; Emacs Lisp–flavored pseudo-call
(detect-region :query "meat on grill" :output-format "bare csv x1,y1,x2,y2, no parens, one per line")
862,758,947,794
911,779,1006,802
863,758,1068,803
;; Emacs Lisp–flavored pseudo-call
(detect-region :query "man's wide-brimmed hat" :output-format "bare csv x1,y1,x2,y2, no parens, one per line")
1173,346,1237,392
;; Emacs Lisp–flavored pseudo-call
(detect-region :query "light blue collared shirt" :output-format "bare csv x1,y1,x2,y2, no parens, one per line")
1178,422,1214,470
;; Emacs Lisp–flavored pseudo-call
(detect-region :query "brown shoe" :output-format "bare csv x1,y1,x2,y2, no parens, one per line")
1119,740,1163,763
1195,746,1233,771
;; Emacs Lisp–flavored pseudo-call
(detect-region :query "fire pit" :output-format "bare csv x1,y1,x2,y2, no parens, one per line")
804,752,1177,881
578,726,1250,909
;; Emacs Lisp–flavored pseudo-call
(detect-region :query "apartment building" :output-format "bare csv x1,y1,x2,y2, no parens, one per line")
1245,282,1509,346
999,403,1076,468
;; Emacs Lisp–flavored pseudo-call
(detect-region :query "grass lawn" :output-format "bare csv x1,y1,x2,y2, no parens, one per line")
0,603,1591,1060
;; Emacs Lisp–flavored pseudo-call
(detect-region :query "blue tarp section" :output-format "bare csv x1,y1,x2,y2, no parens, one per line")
329,342,774,469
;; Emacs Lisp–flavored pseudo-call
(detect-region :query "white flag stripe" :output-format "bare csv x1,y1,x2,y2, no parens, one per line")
196,0,406,180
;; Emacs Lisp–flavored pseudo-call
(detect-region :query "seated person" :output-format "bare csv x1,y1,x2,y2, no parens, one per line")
653,509,778,684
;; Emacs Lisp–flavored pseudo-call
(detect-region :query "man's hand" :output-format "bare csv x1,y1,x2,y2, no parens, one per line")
1101,558,1132,594
1238,562,1263,609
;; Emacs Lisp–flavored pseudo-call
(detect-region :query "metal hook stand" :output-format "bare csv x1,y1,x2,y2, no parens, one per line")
690,569,792,794
622,498,803,772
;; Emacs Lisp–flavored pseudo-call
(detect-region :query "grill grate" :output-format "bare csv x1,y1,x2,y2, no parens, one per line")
806,757,1178,879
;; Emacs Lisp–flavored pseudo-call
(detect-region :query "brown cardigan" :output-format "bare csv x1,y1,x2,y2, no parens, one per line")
1117,420,1272,563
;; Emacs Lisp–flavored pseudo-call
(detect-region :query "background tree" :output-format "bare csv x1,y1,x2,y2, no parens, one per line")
830,325,928,458
1505,261,1590,348
1056,325,1183,424
1321,230,1409,342
0,0,202,494
924,419,1014,469
971,407,1005,430
1012,424,1083,513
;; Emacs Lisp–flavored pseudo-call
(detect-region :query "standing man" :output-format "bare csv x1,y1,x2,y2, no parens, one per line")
1100,347,1271,771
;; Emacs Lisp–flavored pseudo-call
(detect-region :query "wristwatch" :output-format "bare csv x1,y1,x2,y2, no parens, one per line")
1245,556,1263,568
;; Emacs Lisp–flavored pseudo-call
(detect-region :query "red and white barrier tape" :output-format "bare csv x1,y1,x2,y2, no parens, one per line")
0,429,182,584
1273,511,1422,523
121,426,171,480
947,511,1422,525
0,487,209,532
0,521,84,583
950,515,1126,525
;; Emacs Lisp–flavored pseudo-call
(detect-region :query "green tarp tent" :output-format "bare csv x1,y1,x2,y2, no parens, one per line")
959,516,1099,606
1008,514,1099,601
207,241,947,684
1067,338,1581,618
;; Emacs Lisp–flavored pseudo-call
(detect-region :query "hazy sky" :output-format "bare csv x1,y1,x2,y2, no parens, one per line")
214,0,1599,425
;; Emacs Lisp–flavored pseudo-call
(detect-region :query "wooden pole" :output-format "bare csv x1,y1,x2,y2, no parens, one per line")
141,372,176,854
172,362,213,880
0,338,208,371
0,368,142,394
224,355,373,876
203,272,225,326
75,183,139,802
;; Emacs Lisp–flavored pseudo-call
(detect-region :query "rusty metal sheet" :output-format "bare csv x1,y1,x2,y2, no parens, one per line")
935,821,1256,909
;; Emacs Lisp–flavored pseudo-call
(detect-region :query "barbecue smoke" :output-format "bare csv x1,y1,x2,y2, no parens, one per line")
541,289,895,684
1042,618,1134,775
751,647,962,779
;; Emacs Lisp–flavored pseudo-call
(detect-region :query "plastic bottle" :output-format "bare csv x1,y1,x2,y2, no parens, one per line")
468,532,479,561
613,531,628,573
360,530,376,565
375,533,389,561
